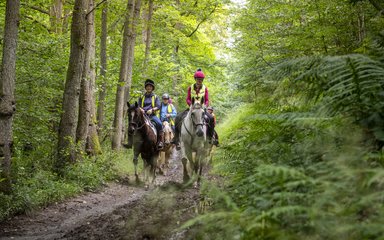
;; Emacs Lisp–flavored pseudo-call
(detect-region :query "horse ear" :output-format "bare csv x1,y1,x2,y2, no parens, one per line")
135,101,138,108
127,102,130,108
192,97,195,105
201,97,204,105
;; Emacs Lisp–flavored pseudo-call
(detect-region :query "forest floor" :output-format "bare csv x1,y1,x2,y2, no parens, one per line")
0,151,210,240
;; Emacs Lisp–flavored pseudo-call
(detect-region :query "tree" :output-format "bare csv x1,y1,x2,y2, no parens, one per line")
97,1,108,137
0,0,20,193
112,0,142,149
57,0,87,167
76,0,101,156
142,0,154,77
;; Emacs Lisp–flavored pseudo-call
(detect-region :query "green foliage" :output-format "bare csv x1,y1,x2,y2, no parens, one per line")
268,54,384,142
186,100,384,239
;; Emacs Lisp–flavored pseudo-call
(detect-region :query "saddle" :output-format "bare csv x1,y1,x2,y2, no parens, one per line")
143,114,158,137
149,119,158,137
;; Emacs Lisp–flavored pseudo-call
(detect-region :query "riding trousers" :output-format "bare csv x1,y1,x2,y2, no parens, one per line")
150,115,163,133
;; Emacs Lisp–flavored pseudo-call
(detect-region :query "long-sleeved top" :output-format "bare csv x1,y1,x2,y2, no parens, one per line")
138,92,160,116
186,84,209,106
160,103,177,122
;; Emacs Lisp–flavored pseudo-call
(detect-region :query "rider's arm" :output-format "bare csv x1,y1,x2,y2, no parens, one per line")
186,86,192,106
204,87,209,106
170,105,177,118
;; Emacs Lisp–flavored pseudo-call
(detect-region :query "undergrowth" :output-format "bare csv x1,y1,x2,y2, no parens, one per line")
0,147,133,221
185,102,384,240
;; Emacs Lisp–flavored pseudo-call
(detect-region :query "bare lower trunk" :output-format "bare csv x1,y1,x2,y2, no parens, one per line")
97,2,108,137
86,0,101,155
0,0,20,194
57,0,87,168
77,0,92,152
112,0,141,149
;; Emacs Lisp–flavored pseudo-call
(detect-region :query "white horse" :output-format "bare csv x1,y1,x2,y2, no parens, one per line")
180,98,210,187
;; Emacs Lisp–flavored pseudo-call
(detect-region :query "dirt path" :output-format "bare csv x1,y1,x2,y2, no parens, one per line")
0,152,203,240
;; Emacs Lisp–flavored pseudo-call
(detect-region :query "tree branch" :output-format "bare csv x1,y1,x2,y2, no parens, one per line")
21,3,50,15
187,4,217,38
86,0,108,17
23,15,50,32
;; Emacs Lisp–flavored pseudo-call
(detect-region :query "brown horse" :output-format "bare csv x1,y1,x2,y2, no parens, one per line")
127,102,159,188
158,121,174,175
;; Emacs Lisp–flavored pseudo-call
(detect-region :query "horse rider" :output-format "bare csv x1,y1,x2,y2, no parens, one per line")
207,106,219,146
127,79,164,150
173,68,216,150
160,93,177,131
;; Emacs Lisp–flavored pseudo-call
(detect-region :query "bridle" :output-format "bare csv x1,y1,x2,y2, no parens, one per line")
129,109,146,133
183,104,205,137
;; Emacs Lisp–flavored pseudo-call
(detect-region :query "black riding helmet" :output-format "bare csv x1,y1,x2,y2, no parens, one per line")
145,79,155,90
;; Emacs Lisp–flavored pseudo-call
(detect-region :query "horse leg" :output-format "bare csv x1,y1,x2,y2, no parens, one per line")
151,154,157,184
165,149,171,168
181,157,190,183
143,159,149,189
133,154,139,183
159,151,165,175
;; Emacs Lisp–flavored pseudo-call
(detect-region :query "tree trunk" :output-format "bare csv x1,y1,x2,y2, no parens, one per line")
122,0,142,142
85,0,101,155
111,0,138,150
0,0,20,194
76,0,93,152
97,2,108,138
50,0,64,33
57,0,87,168
142,0,153,77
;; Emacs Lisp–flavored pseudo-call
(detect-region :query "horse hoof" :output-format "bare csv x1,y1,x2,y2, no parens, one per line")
193,182,200,189
145,185,149,191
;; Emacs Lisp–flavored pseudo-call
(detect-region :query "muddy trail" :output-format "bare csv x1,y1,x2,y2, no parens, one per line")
0,152,208,240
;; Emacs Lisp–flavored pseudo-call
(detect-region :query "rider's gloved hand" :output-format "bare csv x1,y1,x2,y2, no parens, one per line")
147,109,153,115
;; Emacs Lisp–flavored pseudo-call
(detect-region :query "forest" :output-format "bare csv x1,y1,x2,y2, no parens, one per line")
1,0,384,239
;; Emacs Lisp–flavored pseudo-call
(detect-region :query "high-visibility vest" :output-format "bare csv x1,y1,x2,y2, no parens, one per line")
141,94,159,117
162,103,175,126
191,84,206,102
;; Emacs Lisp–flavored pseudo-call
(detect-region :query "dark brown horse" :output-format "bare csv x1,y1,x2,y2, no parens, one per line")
127,102,159,188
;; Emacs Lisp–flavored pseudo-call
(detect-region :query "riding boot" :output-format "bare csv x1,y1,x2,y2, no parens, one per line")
213,130,219,147
172,135,181,150
157,131,164,150
171,124,181,150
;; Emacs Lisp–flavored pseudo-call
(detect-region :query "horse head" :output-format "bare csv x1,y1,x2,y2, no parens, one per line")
162,121,174,146
190,97,205,137
127,101,145,135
